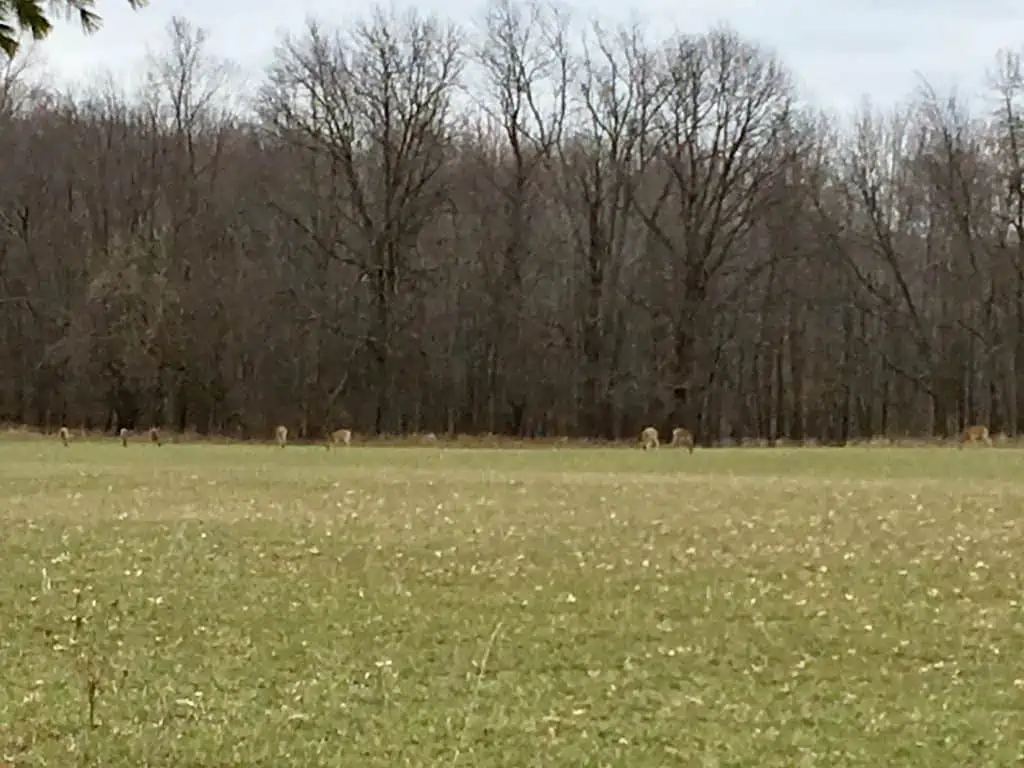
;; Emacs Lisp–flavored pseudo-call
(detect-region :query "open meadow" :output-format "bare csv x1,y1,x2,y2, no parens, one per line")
3,439,1024,766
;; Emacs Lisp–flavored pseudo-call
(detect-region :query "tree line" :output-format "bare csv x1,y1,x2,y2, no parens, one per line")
3,4,1024,444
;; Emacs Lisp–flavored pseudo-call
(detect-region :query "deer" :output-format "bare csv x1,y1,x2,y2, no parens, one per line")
671,427,695,454
58,426,70,447
275,425,288,448
149,427,162,446
640,426,659,451
959,425,993,448
326,428,352,449
119,427,129,447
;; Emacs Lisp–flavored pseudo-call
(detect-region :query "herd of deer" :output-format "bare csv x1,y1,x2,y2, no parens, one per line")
640,426,695,452
57,426,170,447
52,424,996,449
637,425,994,449
54,425,357,448
274,425,354,449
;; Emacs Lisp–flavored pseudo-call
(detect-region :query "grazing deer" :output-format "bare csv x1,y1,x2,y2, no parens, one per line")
58,426,70,447
149,427,162,446
275,425,288,448
671,427,695,454
422,432,438,444
640,426,660,451
326,428,352,449
119,427,129,447
959,425,993,448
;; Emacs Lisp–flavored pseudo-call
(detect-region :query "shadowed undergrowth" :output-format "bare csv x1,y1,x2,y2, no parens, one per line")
2,443,1024,765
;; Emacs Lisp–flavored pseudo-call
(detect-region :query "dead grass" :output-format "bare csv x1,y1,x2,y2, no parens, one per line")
2,442,1024,765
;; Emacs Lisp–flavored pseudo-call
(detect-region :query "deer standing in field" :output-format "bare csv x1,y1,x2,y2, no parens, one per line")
326,428,351,449
119,427,129,447
58,426,70,447
959,425,993,448
275,425,288,448
640,426,659,450
149,427,162,446
671,427,695,454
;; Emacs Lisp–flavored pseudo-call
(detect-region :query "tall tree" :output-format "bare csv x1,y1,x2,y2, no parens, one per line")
473,0,570,434
260,8,463,434
635,27,795,434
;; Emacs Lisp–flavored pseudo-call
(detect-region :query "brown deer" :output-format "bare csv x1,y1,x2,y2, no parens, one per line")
58,426,70,447
119,427,129,447
149,427,162,446
326,428,352,449
671,427,695,454
275,425,288,448
959,425,993,448
640,426,659,450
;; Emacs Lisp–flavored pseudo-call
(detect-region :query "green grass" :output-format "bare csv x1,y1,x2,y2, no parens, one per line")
3,441,1024,766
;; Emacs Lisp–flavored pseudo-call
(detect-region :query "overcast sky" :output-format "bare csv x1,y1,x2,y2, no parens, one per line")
29,0,1024,114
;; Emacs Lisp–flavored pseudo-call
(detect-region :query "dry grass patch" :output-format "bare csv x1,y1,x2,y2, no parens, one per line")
2,444,1024,765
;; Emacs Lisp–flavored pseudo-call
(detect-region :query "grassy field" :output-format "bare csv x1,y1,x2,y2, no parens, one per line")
2,440,1024,766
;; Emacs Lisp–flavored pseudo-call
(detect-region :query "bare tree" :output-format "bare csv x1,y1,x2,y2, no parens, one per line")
634,27,795,431
915,83,1000,431
139,17,246,433
556,21,663,436
835,102,963,434
988,50,1024,434
471,0,570,434
262,7,463,434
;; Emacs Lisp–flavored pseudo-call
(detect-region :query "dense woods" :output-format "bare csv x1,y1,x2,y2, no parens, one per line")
3,6,1024,443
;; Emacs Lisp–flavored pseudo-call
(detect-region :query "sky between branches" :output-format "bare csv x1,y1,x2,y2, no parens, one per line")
28,0,1024,114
